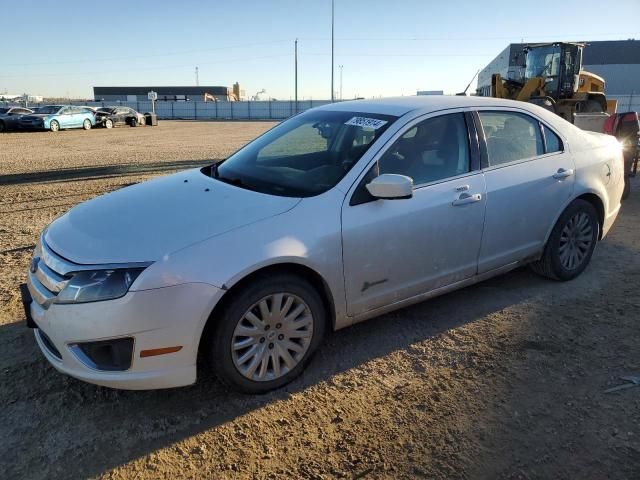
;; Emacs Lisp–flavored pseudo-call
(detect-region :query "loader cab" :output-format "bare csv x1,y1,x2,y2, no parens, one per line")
524,43,582,100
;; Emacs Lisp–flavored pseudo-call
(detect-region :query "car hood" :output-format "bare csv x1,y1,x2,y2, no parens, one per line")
45,168,301,265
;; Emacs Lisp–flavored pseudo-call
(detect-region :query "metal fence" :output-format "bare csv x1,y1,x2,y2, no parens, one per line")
611,94,640,114
5,95,638,120
74,100,335,121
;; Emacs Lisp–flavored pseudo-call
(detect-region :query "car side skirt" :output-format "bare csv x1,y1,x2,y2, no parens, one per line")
345,259,529,328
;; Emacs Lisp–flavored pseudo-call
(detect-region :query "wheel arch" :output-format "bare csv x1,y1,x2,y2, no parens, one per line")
586,92,608,113
543,191,605,247
575,192,605,239
196,261,337,360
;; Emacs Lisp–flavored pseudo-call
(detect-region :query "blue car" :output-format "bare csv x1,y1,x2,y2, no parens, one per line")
20,105,96,132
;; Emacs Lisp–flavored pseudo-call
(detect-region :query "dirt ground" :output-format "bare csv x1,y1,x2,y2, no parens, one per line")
1,121,638,480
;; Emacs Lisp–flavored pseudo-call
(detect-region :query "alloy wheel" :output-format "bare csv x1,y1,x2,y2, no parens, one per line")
558,211,593,270
231,293,314,382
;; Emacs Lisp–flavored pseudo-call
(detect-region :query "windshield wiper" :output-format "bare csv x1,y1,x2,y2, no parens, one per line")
215,175,259,192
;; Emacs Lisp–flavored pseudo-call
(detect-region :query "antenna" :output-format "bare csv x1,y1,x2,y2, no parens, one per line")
456,69,480,96
195,66,199,86
330,0,335,102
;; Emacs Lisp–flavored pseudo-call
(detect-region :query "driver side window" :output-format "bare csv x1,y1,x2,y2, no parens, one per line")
378,113,470,185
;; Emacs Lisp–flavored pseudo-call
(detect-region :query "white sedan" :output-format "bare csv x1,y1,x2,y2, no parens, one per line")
22,96,624,392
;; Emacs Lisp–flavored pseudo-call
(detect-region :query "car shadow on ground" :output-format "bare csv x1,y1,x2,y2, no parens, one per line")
0,265,550,479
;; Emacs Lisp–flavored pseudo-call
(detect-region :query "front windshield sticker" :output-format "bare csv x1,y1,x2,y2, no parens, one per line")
344,116,388,130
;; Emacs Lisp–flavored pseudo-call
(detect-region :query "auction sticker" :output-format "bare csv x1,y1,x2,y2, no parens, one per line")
344,117,388,129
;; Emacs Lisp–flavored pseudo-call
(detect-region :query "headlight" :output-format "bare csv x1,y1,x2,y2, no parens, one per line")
55,268,145,304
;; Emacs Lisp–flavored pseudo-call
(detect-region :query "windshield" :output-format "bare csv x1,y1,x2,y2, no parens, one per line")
207,109,397,197
525,45,561,79
98,107,115,113
37,106,62,114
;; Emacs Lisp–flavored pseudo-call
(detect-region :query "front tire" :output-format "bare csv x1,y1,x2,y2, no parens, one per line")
129,117,137,127
104,118,113,129
206,274,326,393
50,120,60,132
82,119,91,130
0,121,5,133
530,199,599,281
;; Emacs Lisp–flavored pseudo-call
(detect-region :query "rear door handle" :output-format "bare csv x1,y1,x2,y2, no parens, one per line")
553,168,574,179
452,192,482,206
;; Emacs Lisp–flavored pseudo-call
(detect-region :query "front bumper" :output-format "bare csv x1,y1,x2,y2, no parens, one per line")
23,281,223,390
20,120,45,130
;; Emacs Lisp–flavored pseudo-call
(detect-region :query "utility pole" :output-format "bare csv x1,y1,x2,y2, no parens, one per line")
295,38,298,114
339,65,343,101
331,0,335,102
195,66,199,86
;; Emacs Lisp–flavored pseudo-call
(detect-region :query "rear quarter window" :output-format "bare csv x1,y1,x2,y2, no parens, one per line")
542,124,563,153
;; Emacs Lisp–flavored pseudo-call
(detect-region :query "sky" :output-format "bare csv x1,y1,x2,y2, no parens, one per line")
2,0,639,100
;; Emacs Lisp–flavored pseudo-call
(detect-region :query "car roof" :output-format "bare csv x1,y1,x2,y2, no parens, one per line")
315,95,543,117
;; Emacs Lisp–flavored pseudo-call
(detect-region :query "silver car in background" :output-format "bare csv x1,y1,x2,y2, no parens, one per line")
23,96,624,393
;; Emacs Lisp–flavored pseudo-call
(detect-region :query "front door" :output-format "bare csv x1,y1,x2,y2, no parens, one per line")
59,107,74,128
342,111,487,317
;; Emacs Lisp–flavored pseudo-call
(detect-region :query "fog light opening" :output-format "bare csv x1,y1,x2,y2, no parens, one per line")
72,337,134,371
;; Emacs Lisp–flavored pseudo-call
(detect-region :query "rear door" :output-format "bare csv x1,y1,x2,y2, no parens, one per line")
475,109,574,273
341,110,487,316
71,107,85,127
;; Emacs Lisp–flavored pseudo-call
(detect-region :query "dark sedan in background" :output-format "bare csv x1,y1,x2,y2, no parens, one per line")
95,106,145,128
0,107,33,132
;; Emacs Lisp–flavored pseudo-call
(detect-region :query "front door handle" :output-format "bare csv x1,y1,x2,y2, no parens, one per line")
452,192,482,206
553,168,574,179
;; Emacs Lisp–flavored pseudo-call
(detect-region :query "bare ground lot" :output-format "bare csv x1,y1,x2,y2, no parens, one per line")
1,121,639,479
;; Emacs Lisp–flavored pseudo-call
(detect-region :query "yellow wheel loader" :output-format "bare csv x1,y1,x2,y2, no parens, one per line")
490,42,617,123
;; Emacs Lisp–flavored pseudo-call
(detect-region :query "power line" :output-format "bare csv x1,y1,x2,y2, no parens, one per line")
298,32,640,42
2,40,292,68
7,32,636,68
304,52,496,57
0,54,293,79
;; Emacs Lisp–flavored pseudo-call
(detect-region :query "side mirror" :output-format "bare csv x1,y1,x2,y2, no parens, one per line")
366,174,413,200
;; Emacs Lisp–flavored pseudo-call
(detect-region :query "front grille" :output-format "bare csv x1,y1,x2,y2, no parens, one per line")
27,238,72,309
38,329,62,360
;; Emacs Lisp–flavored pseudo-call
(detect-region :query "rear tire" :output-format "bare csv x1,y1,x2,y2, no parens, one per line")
0,121,5,133
530,199,599,281
129,117,137,127
204,273,326,393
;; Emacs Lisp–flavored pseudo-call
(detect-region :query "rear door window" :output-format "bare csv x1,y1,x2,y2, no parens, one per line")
478,111,544,166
